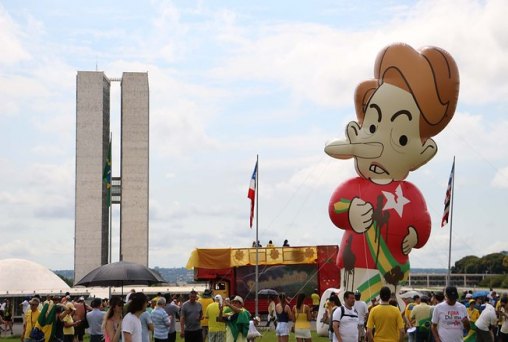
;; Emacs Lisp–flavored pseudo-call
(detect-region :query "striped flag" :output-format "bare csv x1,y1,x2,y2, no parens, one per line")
441,160,455,227
102,138,112,207
248,161,258,228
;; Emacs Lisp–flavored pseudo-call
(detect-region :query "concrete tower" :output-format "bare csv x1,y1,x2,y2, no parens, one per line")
74,71,149,283
120,73,149,265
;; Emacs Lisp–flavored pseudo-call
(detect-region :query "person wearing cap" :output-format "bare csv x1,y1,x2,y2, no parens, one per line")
87,298,105,342
73,296,91,342
199,289,215,341
431,286,470,342
465,298,480,341
22,298,41,342
163,293,180,342
180,290,203,342
353,290,368,342
62,302,81,342
122,292,150,342
205,295,226,342
410,296,432,342
221,296,250,342
475,296,498,342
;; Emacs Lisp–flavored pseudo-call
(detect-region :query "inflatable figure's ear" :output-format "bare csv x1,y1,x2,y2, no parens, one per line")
411,138,437,171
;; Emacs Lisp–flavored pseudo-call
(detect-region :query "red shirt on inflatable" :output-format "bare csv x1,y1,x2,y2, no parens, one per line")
329,177,431,270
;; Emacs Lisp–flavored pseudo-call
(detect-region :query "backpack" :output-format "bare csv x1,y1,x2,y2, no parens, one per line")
329,306,358,332
339,306,358,319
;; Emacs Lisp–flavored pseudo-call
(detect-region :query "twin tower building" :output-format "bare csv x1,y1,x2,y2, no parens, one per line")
74,71,149,282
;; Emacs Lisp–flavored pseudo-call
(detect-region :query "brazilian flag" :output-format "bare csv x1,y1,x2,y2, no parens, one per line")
103,139,112,207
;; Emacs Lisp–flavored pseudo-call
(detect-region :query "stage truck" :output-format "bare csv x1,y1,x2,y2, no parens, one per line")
186,245,340,313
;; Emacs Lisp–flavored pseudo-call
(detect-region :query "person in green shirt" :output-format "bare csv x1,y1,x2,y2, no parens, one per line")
220,296,250,342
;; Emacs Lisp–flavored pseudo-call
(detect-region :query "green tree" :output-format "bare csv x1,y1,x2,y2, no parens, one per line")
478,253,506,274
57,274,73,287
452,255,480,274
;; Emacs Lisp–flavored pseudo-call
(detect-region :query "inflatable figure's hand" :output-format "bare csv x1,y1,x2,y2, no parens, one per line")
402,227,418,255
348,197,373,233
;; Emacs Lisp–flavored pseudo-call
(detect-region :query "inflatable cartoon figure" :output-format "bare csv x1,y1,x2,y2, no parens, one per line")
325,43,459,304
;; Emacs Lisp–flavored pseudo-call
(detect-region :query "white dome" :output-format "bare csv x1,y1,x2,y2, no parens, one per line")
0,258,70,295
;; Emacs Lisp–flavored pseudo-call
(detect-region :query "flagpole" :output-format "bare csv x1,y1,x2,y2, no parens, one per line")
446,156,456,286
255,154,259,318
109,132,112,299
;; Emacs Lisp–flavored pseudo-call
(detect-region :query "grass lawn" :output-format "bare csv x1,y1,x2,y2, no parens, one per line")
2,330,330,342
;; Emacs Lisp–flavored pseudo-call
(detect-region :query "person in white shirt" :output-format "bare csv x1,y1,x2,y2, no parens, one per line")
123,292,148,342
475,297,498,342
333,291,359,342
353,291,368,342
431,286,470,342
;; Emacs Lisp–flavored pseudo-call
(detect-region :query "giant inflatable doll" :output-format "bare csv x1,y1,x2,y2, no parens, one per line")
325,43,459,304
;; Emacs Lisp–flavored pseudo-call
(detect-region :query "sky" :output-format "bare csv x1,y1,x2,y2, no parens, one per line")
1,0,507,272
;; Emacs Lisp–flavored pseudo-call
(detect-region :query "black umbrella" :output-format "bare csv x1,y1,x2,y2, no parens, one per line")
74,261,165,287
258,288,278,296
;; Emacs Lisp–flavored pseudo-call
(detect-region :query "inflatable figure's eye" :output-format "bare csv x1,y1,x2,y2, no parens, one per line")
399,135,408,146
369,125,376,134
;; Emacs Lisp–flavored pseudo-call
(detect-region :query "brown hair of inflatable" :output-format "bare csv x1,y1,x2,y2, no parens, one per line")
354,43,460,141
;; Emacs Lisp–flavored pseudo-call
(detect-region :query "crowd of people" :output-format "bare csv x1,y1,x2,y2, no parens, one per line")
317,286,507,342
11,289,262,342
6,286,507,342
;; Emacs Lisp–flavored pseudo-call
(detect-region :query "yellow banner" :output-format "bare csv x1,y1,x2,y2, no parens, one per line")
186,246,318,269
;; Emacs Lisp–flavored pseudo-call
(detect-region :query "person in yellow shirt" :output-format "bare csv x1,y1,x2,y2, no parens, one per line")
62,303,81,342
199,289,215,342
403,295,420,342
22,298,41,342
463,299,480,342
366,287,404,342
410,296,432,342
311,289,320,321
206,295,226,342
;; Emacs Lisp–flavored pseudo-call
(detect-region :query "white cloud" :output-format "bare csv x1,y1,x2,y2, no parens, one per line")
0,5,31,65
1,0,507,271
491,166,508,188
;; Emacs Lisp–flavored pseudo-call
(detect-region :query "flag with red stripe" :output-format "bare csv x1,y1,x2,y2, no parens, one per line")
248,161,258,228
441,160,455,227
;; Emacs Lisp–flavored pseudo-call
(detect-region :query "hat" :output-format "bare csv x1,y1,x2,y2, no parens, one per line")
445,286,459,300
232,296,244,305
203,289,213,298
465,293,473,299
65,303,76,311
78,296,85,301
214,294,223,302
469,299,475,304
29,298,40,305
